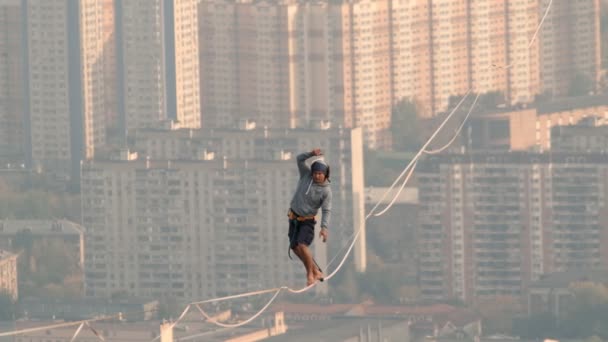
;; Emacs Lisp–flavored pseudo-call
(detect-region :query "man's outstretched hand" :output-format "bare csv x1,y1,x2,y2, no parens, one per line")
319,228,328,243
312,148,323,156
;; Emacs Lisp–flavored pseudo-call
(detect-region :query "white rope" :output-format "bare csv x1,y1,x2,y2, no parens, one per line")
372,160,418,217
69,323,85,342
149,306,193,342
492,0,553,70
191,289,280,306
84,322,106,341
193,289,282,328
0,314,119,337
366,89,473,218
529,0,553,49
423,93,481,155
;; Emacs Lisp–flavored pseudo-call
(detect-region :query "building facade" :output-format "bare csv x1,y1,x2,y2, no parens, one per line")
0,0,25,163
417,152,608,303
116,0,200,133
22,0,107,178
102,0,118,129
539,0,602,97
198,0,600,149
82,126,365,300
0,249,18,301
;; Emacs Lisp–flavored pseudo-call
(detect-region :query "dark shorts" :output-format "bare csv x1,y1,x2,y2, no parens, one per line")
288,218,316,248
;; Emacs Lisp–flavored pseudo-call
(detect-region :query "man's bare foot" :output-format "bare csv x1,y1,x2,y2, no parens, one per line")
313,269,324,282
307,276,315,286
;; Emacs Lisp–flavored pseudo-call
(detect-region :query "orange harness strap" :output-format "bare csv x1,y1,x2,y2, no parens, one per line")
288,209,315,221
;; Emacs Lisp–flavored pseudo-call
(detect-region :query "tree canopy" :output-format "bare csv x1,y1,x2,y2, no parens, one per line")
391,99,422,152
0,291,16,321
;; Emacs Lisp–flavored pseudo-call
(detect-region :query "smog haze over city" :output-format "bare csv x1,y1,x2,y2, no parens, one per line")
0,0,607,341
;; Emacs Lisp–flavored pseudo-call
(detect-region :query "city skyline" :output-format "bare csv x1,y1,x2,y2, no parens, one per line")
0,0,606,340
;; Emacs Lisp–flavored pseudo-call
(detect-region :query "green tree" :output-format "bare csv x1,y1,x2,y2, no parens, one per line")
513,313,557,339
0,291,16,321
158,296,183,320
475,296,523,335
13,235,82,299
535,90,554,103
30,240,75,286
355,257,417,304
559,282,608,339
12,229,34,253
391,99,421,152
363,149,412,186
0,191,71,219
327,264,360,303
568,72,594,96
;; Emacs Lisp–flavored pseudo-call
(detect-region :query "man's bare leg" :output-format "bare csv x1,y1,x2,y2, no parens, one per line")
292,244,320,285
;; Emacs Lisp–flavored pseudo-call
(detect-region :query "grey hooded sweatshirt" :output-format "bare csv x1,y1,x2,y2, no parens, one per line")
289,152,332,229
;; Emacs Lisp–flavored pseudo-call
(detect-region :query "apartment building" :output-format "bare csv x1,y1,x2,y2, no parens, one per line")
102,0,117,129
417,152,608,303
199,0,403,147
116,0,200,132
19,0,107,178
0,0,24,162
82,126,364,299
199,0,600,149
539,0,602,97
0,249,18,301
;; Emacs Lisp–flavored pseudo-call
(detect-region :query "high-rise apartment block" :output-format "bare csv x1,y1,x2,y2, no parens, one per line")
82,126,364,299
2,0,201,177
20,0,107,177
116,0,200,132
0,0,25,162
539,0,602,97
102,0,118,129
417,152,608,303
198,0,601,149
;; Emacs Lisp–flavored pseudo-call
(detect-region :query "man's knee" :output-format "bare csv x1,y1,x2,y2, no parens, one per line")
291,243,307,253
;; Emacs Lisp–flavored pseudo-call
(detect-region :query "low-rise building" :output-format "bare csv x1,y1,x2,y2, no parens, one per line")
457,95,608,151
0,249,18,301
0,220,84,268
20,297,159,322
527,269,608,319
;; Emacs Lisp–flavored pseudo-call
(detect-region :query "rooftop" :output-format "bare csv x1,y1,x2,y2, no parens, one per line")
0,220,83,236
469,94,608,117
269,301,458,318
263,317,408,342
0,249,16,261
530,269,608,288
